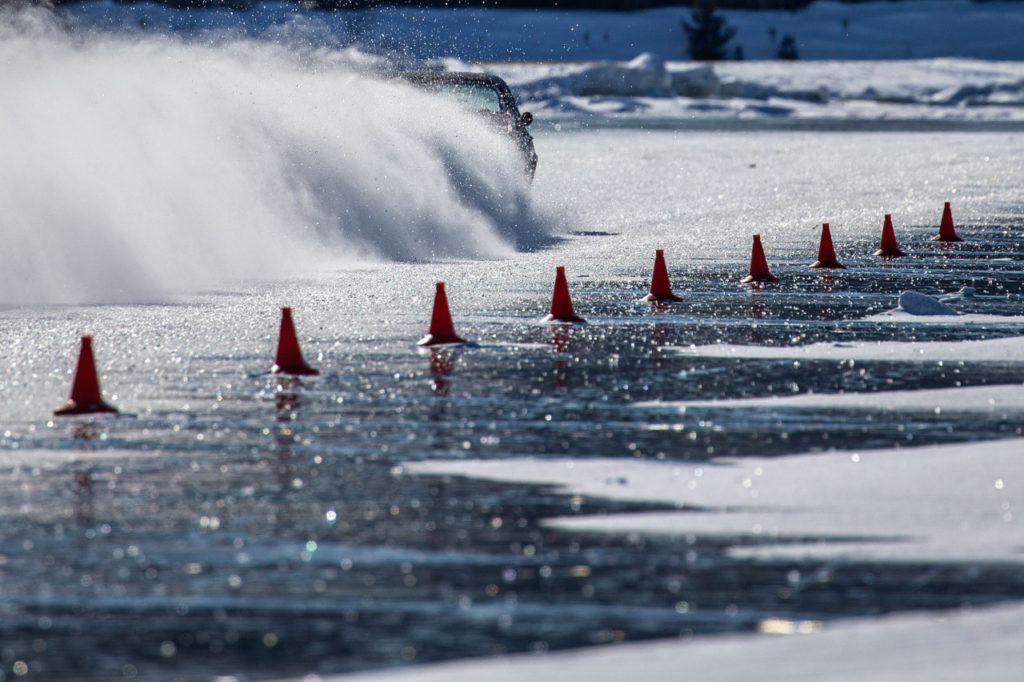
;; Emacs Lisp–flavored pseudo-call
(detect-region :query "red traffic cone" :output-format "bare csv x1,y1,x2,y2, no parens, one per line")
54,336,118,416
809,223,845,269
875,214,907,258
272,307,319,375
931,202,963,242
543,266,586,323
741,235,779,284
417,282,467,346
643,249,683,302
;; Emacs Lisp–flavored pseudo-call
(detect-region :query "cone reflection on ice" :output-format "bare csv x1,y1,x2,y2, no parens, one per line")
543,266,586,323
272,307,319,375
643,249,683,302
875,214,908,258
417,282,467,346
429,347,456,376
54,336,118,416
932,202,963,242
741,234,779,284
809,223,845,269
551,324,571,353
428,346,457,395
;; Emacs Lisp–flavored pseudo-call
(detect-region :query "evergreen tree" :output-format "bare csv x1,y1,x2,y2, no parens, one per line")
682,1,737,62
777,34,799,60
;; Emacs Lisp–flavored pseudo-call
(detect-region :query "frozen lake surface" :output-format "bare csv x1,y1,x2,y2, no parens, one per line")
4,2,1024,677
2,124,1024,680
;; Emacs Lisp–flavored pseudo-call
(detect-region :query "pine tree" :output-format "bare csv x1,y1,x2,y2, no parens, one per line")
777,35,799,60
682,1,737,62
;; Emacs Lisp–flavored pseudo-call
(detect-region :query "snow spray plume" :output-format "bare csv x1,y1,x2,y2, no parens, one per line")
0,8,553,304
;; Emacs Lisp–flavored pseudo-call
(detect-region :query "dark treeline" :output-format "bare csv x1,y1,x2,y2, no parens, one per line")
45,0,1017,10
304,0,816,8
43,0,820,11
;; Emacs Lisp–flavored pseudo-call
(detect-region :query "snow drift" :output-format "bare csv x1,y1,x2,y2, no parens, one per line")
493,56,1024,123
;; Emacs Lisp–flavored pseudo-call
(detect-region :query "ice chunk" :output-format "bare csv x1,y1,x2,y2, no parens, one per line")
898,291,959,316
940,286,977,302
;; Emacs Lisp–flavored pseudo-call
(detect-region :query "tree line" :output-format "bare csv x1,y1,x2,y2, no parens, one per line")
43,0,818,10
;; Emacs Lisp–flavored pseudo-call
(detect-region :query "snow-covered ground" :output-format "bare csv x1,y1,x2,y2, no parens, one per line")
487,56,1024,124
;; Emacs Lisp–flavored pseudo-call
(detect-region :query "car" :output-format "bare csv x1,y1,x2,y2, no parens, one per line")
396,71,538,180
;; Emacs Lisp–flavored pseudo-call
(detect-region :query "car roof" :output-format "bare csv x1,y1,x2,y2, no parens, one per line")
394,71,512,91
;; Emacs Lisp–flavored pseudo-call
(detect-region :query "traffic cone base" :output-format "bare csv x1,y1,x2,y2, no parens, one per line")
418,282,467,346
644,249,683,303
54,398,118,416
743,234,779,284
874,247,907,258
272,307,319,376
271,363,319,376
642,292,683,302
932,201,962,242
54,336,119,416
875,213,907,258
417,331,467,346
542,312,587,323
809,223,845,269
545,266,587,323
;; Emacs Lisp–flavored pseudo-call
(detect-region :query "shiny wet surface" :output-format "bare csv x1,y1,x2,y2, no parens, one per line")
2,130,1024,680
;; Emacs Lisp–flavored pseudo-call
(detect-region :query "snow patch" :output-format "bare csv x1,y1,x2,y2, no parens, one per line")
671,336,1024,363
326,600,1024,682
636,383,1024,416
403,437,1024,563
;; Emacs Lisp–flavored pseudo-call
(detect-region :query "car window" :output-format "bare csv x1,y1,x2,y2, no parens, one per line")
426,82,504,114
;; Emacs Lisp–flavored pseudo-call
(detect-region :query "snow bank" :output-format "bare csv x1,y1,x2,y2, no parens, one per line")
493,57,1024,124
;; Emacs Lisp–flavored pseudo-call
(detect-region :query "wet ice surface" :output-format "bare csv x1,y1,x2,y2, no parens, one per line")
2,130,1024,680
